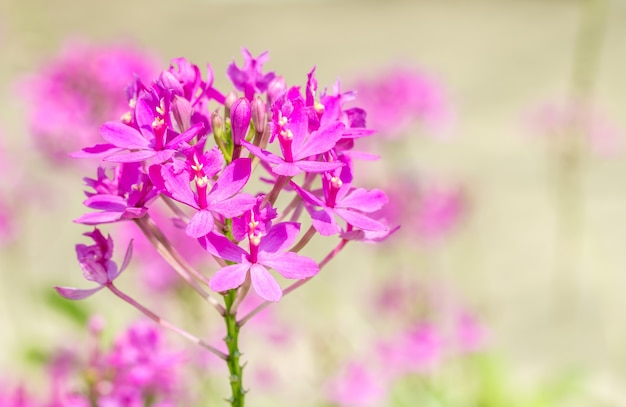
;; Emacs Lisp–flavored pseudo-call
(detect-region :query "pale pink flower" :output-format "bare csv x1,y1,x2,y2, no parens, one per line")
526,100,623,156
326,361,389,407
351,66,454,139
379,176,465,244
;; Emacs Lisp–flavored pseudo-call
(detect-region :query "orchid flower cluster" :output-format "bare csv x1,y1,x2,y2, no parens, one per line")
55,48,392,405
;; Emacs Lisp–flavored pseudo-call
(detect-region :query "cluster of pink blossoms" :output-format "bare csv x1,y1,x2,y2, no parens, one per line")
1,318,184,407
327,280,486,407
58,48,392,304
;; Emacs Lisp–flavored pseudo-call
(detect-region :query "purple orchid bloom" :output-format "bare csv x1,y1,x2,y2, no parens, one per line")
242,87,345,176
201,217,318,302
55,228,133,300
290,171,389,236
227,48,276,100
99,95,205,164
150,148,256,238
75,163,158,225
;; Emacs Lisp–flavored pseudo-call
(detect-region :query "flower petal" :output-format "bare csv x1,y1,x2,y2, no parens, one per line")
199,232,248,263
241,140,285,165
310,208,341,236
54,285,103,300
258,222,300,255
208,158,252,203
186,209,215,238
100,122,150,149
209,263,250,293
293,122,345,160
338,188,388,213
250,264,282,302
260,252,318,280
210,193,257,218
334,208,389,232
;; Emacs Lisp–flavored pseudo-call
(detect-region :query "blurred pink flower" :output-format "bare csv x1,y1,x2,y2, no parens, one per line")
351,66,454,139
0,384,41,407
380,176,465,244
18,39,160,164
454,311,487,353
526,100,623,156
326,361,389,407
376,323,442,378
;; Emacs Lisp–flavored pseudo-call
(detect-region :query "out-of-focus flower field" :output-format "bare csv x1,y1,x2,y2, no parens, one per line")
1,0,625,405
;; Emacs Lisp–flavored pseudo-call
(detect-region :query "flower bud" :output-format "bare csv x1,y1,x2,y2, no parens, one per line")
224,91,238,118
211,109,224,140
230,97,251,147
251,97,267,135
171,95,193,132
266,76,286,106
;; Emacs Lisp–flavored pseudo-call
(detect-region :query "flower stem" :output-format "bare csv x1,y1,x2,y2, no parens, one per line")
223,289,245,407
107,283,227,360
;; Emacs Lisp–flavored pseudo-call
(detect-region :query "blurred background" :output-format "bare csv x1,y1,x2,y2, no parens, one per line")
1,0,625,405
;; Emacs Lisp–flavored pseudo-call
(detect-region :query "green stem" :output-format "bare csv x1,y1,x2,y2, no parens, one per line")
223,289,245,407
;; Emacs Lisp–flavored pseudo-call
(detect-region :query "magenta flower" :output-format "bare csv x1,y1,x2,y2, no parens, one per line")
227,48,276,100
55,228,133,300
97,97,205,164
291,174,389,236
75,163,158,225
150,149,256,238
201,219,318,302
242,87,345,176
18,40,159,163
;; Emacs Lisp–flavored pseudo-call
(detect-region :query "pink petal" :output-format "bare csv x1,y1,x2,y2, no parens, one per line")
241,140,284,165
210,193,257,218
200,232,248,263
83,195,127,211
104,149,157,163
311,209,340,236
250,264,282,302
338,188,388,213
54,285,103,300
293,122,344,160
258,222,300,254
294,160,343,174
334,208,389,232
186,209,215,238
100,122,150,149
74,211,124,225
208,158,252,203
209,263,250,293
260,252,318,279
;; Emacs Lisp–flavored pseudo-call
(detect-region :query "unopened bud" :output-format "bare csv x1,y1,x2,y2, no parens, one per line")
251,97,267,135
230,98,251,147
171,95,193,132
224,91,238,118
266,76,286,106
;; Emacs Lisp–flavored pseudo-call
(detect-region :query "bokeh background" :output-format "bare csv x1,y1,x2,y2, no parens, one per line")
1,0,625,405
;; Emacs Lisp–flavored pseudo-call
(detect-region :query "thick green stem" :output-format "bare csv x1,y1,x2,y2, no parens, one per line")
223,289,245,407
